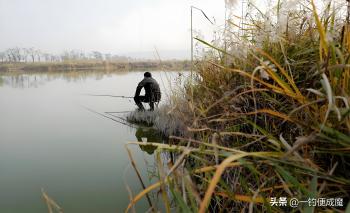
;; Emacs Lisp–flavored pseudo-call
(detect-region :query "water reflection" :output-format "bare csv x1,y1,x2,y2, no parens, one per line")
0,70,130,88
135,127,162,155
0,70,184,212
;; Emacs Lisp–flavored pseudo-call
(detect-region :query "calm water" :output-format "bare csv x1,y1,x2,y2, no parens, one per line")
0,70,183,213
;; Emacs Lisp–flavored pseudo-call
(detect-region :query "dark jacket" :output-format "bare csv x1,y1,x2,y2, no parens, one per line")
134,77,161,102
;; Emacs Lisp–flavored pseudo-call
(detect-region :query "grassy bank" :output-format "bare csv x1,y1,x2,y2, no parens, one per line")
0,60,190,72
126,1,350,212
126,104,189,138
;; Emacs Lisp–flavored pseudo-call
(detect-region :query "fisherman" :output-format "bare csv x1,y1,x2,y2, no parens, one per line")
134,72,161,111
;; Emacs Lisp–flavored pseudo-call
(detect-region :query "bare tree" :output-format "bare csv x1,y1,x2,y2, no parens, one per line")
28,48,36,62
22,48,29,62
6,48,21,63
35,49,41,62
0,52,6,62
5,49,12,62
43,53,51,62
92,51,103,60
61,51,71,61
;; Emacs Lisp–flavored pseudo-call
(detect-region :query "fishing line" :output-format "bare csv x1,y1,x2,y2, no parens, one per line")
80,105,136,129
105,112,129,121
105,111,133,114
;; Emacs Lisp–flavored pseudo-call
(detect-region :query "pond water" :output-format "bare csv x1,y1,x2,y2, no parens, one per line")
0,70,184,212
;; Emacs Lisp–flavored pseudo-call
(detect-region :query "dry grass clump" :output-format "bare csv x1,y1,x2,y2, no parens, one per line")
126,0,350,212
126,100,189,137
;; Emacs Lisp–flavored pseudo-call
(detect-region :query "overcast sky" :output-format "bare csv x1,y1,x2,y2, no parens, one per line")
0,0,227,59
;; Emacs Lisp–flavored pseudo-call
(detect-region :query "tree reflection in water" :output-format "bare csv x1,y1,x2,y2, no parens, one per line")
0,70,129,88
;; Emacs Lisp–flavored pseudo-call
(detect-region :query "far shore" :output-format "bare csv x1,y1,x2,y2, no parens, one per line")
0,60,190,72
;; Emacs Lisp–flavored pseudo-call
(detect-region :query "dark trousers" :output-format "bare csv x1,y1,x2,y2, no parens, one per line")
134,96,155,111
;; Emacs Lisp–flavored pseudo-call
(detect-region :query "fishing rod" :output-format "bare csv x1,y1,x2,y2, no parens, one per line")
82,94,134,99
105,111,133,114
80,105,136,129
105,112,129,121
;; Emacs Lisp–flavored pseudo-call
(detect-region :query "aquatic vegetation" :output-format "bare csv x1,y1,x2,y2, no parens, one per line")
41,189,63,213
126,0,350,212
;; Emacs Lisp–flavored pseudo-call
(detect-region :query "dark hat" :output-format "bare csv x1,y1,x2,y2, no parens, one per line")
144,72,152,77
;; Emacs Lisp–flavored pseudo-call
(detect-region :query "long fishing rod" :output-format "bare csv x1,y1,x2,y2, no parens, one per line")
105,111,133,114
105,112,129,121
82,94,134,99
80,105,136,129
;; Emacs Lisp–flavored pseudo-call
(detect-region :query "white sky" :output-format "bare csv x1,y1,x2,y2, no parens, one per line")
0,0,227,58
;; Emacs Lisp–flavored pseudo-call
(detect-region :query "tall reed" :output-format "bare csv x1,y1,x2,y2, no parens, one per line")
126,0,350,212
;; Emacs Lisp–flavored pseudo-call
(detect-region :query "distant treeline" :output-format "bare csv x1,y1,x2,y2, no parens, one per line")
0,48,136,63
0,60,191,72
0,47,190,72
